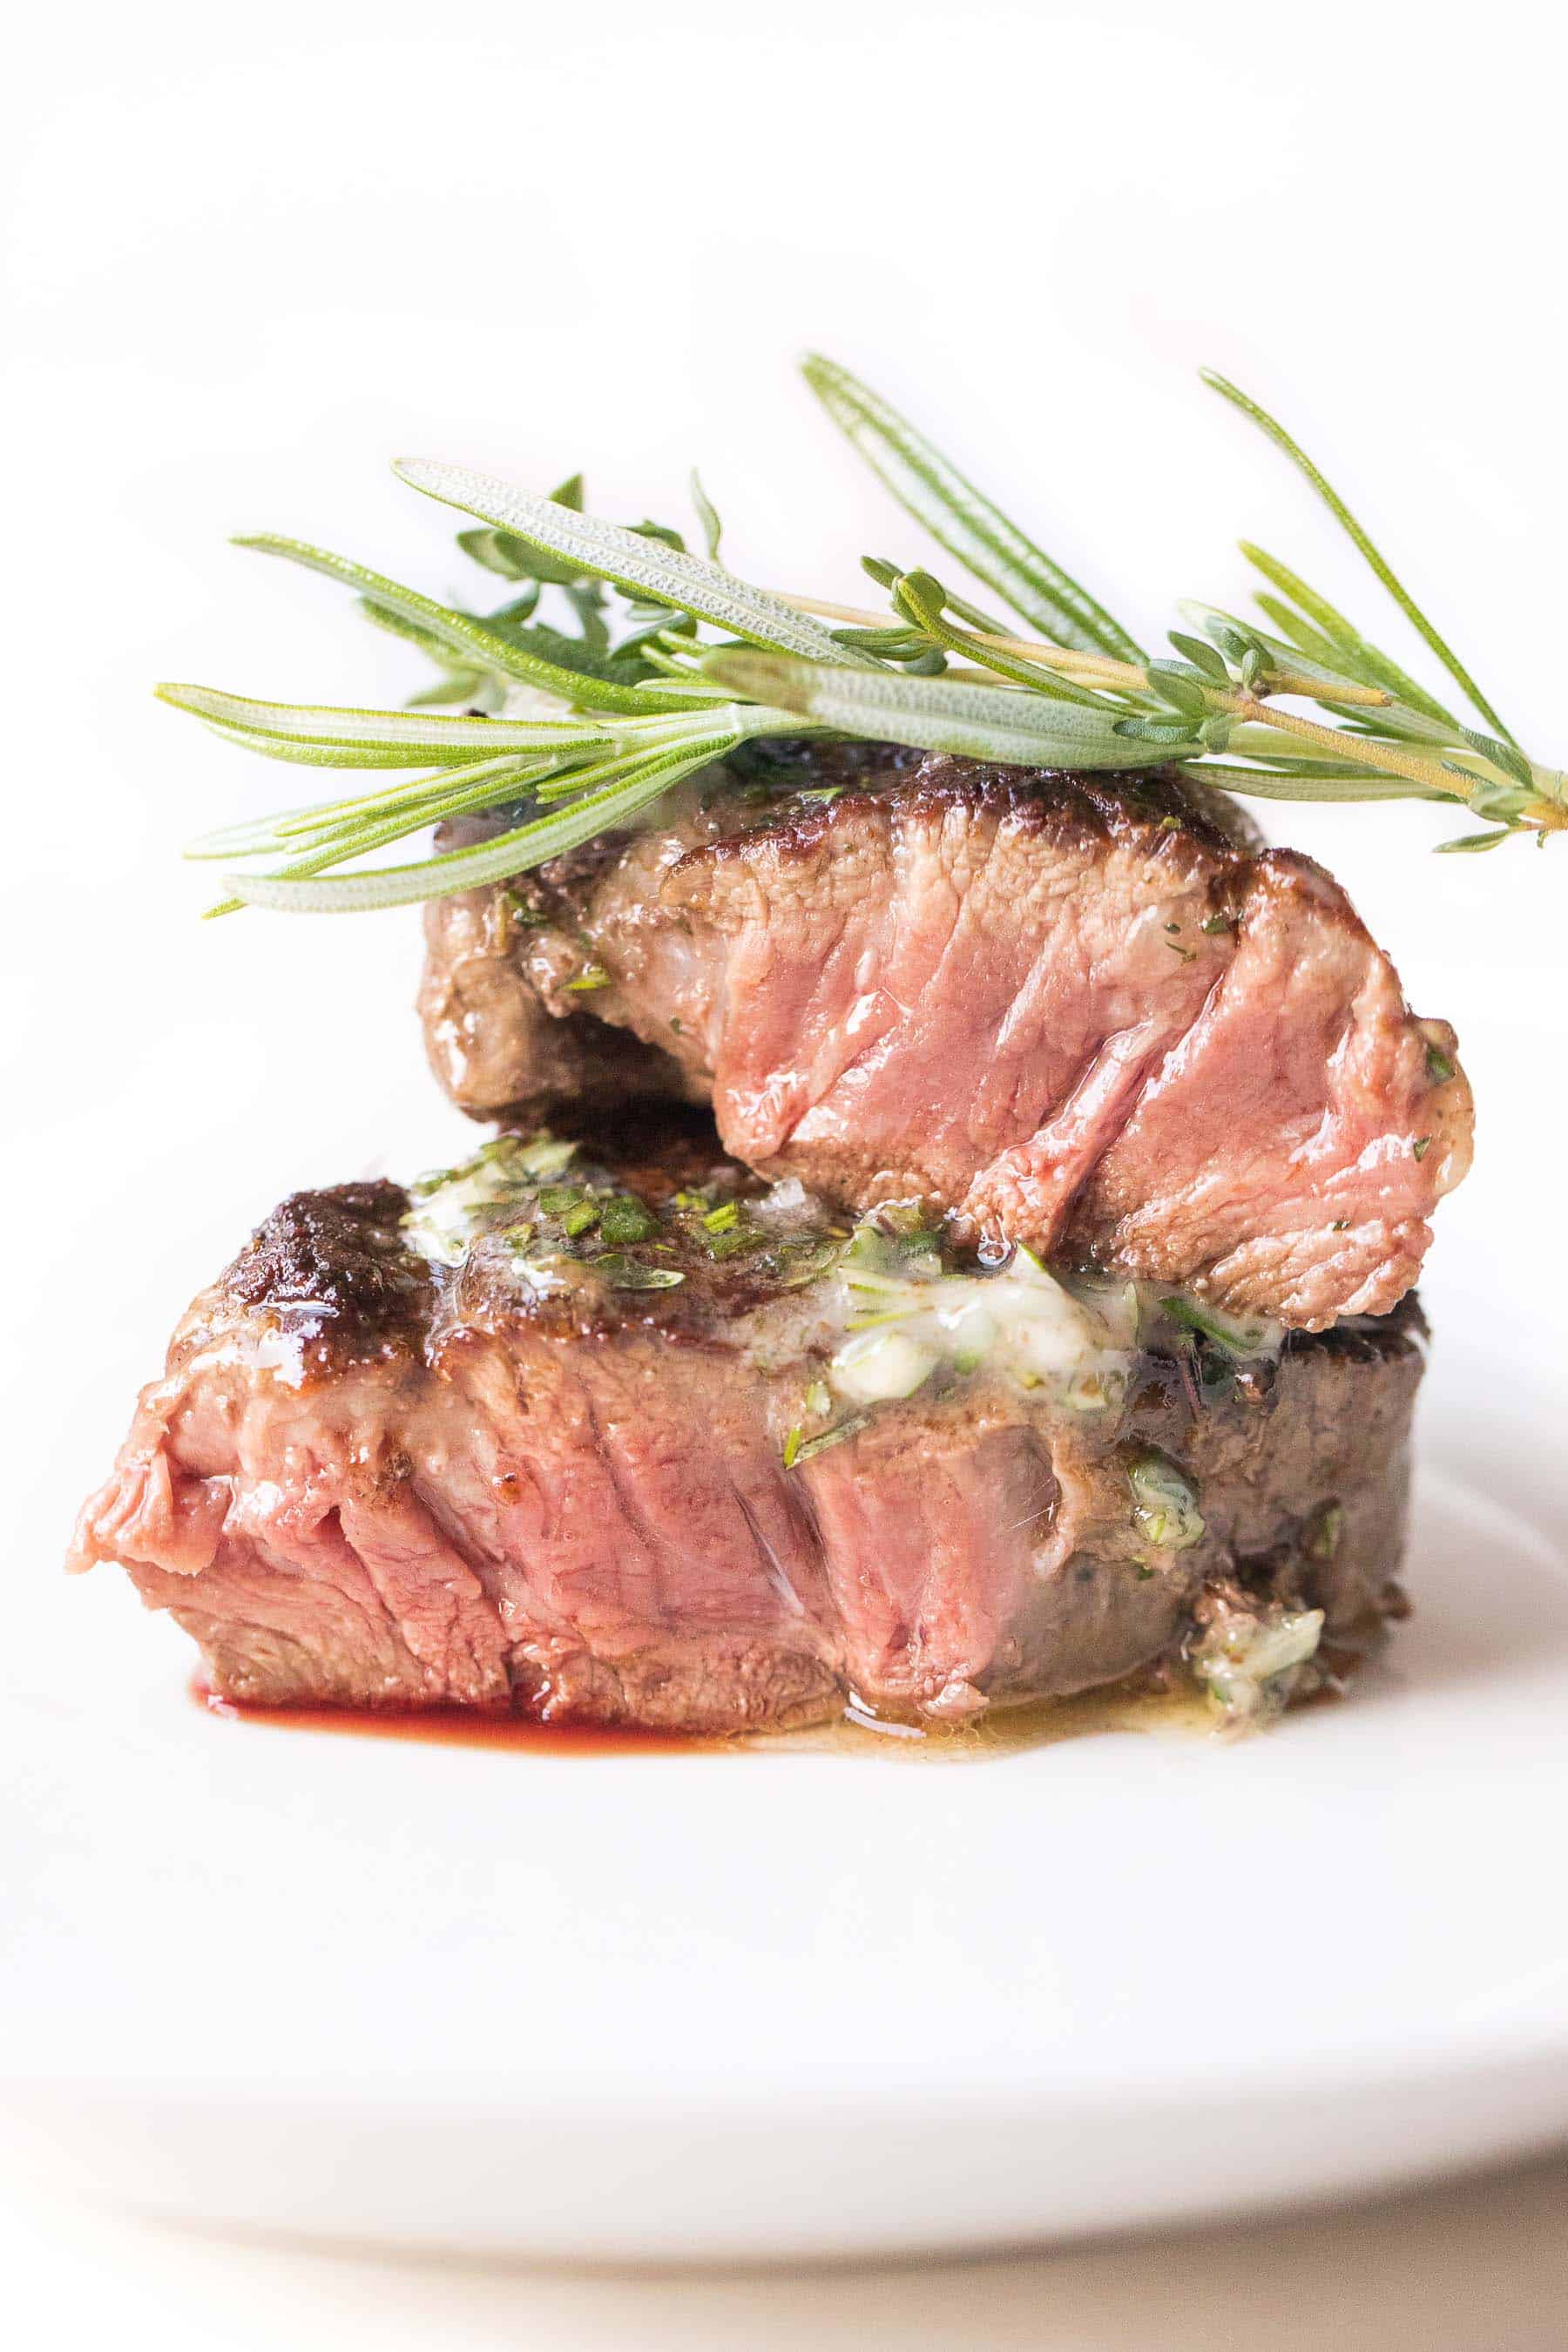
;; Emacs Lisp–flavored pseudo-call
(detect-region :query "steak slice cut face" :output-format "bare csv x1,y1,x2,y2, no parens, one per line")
71,1113,1425,1735
421,748,1471,1330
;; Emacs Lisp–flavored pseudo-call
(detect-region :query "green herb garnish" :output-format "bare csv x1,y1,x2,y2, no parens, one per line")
687,1197,762,1259
1308,1502,1344,1560
876,1203,940,1249
165,357,1566,916
591,1254,686,1291
598,1195,659,1245
769,1239,844,1288
788,1414,872,1467
1161,1295,1274,1358
700,1225,763,1261
1126,1448,1206,1553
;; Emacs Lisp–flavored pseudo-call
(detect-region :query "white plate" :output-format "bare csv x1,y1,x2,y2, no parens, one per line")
5,1421,1568,2260
4,1006,1567,2263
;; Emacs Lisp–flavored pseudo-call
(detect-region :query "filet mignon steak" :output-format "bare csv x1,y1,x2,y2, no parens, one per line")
421,749,1470,1330
71,1114,1424,1734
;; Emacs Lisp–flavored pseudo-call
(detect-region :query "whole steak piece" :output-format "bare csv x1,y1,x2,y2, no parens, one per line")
421,750,1470,1330
72,1116,1424,1734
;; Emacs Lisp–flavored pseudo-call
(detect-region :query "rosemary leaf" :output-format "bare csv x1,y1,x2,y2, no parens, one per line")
482,614,652,692
1436,828,1513,854
196,724,485,773
1190,762,1446,803
890,569,1116,707
704,651,1194,767
220,734,741,913
1240,544,1457,727
1456,729,1536,791
689,469,723,561
235,535,692,716
355,593,510,686
402,672,493,709
1167,631,1230,683
1143,662,1214,720
1201,372,1517,745
801,354,1146,664
156,684,609,762
1112,715,1200,746
200,794,540,914
188,755,546,882
456,526,586,591
393,463,873,667
1250,594,1346,672
456,528,543,582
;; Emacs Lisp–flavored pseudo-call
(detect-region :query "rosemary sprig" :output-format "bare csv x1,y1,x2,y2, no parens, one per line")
165,361,1566,913
1200,371,1518,746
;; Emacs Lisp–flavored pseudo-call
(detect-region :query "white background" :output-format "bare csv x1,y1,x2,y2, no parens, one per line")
4,1,1567,2342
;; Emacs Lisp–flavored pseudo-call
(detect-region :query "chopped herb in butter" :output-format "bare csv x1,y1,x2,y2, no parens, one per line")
402,1134,580,1264
824,1218,1138,1413
1126,1449,1206,1552
1192,1603,1324,1723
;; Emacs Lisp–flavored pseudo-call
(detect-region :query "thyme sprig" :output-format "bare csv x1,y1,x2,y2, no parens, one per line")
167,359,1566,913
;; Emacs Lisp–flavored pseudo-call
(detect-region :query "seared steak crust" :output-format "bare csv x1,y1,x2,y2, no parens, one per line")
224,1181,430,1354
422,751,1470,1329
71,1127,1425,1733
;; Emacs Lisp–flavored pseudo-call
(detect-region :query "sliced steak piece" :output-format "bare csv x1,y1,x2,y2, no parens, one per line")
418,863,702,1119
421,749,1470,1330
71,1119,1425,1734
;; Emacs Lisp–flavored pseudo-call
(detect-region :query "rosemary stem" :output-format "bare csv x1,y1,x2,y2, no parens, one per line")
775,591,1389,705
779,591,1138,682
778,586,1568,826
1228,699,1521,814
